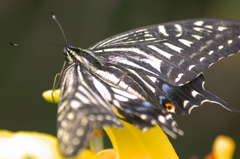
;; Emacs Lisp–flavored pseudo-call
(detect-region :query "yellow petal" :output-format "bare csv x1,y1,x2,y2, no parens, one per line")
43,89,178,159
104,121,179,159
0,130,99,159
42,89,60,103
212,135,236,159
96,149,116,159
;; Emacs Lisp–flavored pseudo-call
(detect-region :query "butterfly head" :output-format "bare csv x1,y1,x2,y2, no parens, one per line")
63,45,80,62
63,46,102,70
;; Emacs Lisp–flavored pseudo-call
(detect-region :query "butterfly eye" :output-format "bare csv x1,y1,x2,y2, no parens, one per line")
63,47,70,56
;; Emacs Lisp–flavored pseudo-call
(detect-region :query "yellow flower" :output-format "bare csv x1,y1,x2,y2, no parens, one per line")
104,121,178,159
42,89,179,159
204,135,236,159
0,130,98,159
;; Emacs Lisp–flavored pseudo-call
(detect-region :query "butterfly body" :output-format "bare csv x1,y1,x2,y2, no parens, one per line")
55,18,240,156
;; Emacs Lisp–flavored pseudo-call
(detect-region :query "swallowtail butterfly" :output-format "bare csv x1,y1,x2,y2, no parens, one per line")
13,15,240,157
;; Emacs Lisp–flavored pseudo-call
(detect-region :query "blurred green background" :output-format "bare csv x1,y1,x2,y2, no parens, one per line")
1,0,240,158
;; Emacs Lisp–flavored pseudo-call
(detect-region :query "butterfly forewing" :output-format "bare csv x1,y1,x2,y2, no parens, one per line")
57,63,122,156
90,19,240,86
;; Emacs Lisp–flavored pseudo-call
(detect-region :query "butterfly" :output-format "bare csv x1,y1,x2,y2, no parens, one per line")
14,15,240,157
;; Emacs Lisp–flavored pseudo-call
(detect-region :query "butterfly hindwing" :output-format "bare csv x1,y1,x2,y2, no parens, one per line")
91,73,183,138
155,74,240,115
57,63,122,156
90,18,240,86
98,66,240,116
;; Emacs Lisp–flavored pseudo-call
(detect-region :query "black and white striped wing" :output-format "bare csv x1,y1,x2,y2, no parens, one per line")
57,63,122,157
90,18,240,86
91,74,184,138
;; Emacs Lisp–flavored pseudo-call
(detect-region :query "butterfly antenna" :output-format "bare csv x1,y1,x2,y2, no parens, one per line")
52,12,69,45
9,42,65,47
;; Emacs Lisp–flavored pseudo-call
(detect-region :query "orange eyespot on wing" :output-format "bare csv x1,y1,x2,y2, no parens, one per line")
165,103,176,113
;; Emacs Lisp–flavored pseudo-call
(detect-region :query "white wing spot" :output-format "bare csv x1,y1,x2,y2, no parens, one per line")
208,50,214,55
57,128,64,138
183,100,189,108
206,40,213,45
67,112,75,120
62,131,70,144
67,86,73,94
188,65,196,71
158,25,169,36
218,45,224,49
142,127,149,133
193,27,202,32
140,114,147,120
205,25,213,29
191,34,203,40
81,117,88,126
151,119,156,125
178,59,184,66
191,90,200,97
148,45,173,59
164,42,183,53
217,26,228,31
76,128,84,136
194,27,212,33
175,73,184,83
61,120,70,130
71,100,82,109
105,115,112,120
158,115,166,123
174,24,182,37
58,110,66,122
65,145,74,155
166,114,172,120
178,39,193,47
228,40,233,44
72,137,80,145
113,100,121,108
199,57,206,62
194,21,204,26
58,101,68,113
88,114,95,121
97,115,104,121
